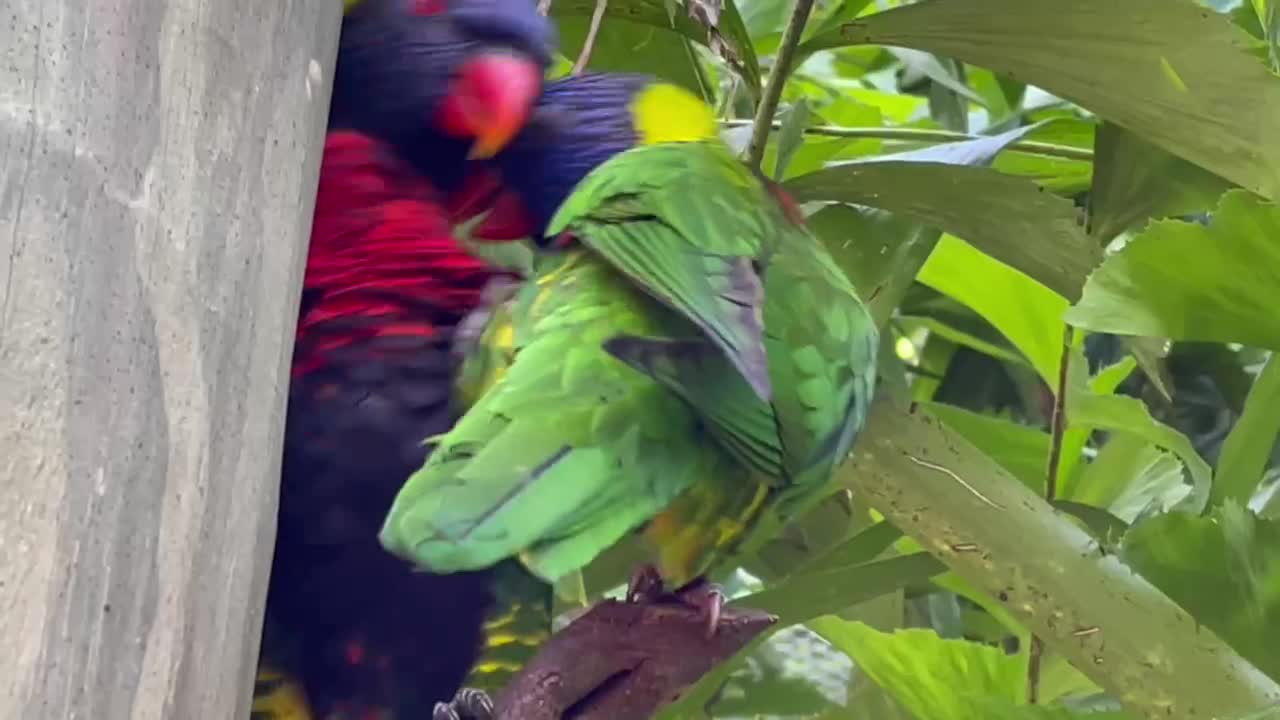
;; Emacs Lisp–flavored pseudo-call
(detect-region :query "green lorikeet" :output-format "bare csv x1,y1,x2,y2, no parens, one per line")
379,71,878,690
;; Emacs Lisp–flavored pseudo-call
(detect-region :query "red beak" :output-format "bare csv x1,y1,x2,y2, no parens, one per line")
435,53,542,159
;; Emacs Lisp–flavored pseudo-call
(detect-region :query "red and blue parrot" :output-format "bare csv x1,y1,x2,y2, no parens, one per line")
252,1,554,718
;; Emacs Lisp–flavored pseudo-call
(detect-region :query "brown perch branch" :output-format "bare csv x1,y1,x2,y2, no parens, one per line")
491,597,776,719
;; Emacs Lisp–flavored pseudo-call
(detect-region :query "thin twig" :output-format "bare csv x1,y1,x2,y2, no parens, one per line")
1027,635,1045,704
722,120,1095,162
1044,326,1074,503
571,0,608,75
536,0,553,16
745,0,817,168
1029,325,1074,703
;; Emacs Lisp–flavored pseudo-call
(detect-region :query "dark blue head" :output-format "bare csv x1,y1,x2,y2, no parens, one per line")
330,0,558,192
473,73,654,239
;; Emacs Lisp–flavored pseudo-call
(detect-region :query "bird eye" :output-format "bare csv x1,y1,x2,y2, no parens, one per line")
412,0,447,16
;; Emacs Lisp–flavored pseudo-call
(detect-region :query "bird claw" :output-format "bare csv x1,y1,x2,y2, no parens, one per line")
626,566,726,639
432,687,494,720
625,563,666,604
672,578,727,640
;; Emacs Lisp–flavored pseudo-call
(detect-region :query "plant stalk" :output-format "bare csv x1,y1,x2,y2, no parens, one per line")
745,0,817,168
571,0,608,75
841,399,1280,719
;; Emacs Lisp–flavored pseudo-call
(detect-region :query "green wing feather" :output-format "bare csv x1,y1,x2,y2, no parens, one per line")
380,250,730,584
603,209,878,520
547,142,782,401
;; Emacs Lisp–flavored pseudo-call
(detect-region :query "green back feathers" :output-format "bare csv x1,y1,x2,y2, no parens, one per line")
548,141,783,400
381,250,719,583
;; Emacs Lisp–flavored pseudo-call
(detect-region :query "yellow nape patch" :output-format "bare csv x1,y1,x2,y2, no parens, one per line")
251,667,313,720
630,83,720,146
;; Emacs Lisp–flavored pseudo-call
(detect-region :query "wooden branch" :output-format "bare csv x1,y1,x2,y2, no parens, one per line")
491,597,776,719
0,1,340,717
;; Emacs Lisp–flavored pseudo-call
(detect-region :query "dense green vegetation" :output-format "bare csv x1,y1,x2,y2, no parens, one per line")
530,0,1280,717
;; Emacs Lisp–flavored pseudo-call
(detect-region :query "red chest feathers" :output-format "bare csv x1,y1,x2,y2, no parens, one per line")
294,131,495,377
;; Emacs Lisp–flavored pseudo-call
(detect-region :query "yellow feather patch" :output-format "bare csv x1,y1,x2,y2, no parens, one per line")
643,477,771,586
629,83,720,146
251,666,314,720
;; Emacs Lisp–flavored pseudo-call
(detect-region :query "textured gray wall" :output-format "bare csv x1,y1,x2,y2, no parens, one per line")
0,1,340,716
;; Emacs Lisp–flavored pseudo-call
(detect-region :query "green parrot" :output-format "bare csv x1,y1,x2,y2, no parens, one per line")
380,73,878,654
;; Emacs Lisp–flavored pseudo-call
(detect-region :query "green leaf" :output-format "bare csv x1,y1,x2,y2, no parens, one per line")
734,553,946,625
827,0,1280,200
809,622,1025,718
1066,434,1191,523
1215,353,1280,508
1055,351,1129,488
918,235,1069,385
1121,503,1280,682
924,401,1050,492
899,315,1028,368
1051,500,1130,548
555,16,711,97
552,0,761,92
811,621,1125,718
1088,123,1233,242
843,400,1280,717
796,520,905,576
787,123,1100,301
1065,191,1280,350
1066,353,1214,513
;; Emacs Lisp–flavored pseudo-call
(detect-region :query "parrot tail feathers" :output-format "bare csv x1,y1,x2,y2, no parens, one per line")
463,560,554,693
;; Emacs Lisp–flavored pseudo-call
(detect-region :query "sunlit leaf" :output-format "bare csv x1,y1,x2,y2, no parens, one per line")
811,622,1023,718
899,315,1027,367
918,235,1069,385
809,621,1124,719
1066,191,1280,350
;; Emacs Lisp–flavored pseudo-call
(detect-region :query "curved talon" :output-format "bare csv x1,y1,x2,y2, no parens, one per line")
672,578,727,639
455,688,495,719
433,687,495,720
432,702,461,720
702,586,726,639
626,564,665,604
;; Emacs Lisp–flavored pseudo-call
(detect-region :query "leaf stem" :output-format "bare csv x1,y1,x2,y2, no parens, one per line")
571,0,608,75
745,0,817,168
1029,325,1074,703
723,120,1094,161
1046,326,1073,503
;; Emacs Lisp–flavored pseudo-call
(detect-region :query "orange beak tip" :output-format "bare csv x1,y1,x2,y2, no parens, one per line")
449,53,543,158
